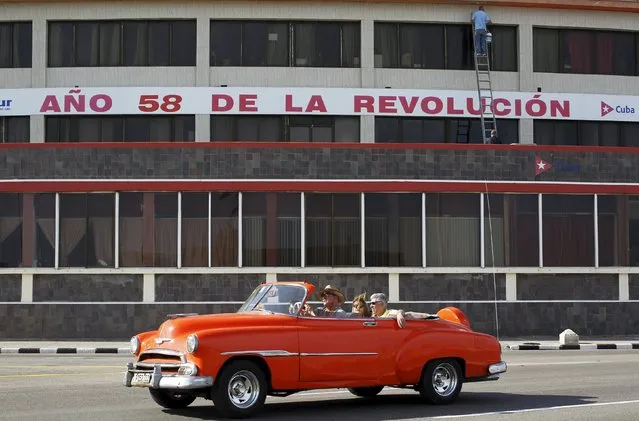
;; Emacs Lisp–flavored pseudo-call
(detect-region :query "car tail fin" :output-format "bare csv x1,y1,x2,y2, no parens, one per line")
436,307,471,329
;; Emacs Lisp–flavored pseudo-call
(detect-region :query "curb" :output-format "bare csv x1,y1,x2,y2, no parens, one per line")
507,343,639,350
0,347,130,354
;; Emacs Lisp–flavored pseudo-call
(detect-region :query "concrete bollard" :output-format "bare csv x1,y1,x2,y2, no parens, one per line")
559,329,580,346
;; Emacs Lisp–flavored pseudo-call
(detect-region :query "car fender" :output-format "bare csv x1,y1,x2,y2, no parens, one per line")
394,326,475,385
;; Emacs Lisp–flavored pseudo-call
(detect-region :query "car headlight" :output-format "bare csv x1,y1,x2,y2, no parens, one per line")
186,334,198,354
130,336,140,354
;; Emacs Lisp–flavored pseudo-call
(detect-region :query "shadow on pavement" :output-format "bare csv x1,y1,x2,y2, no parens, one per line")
163,391,597,420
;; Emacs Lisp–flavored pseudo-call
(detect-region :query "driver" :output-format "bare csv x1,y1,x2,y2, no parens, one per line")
301,285,348,318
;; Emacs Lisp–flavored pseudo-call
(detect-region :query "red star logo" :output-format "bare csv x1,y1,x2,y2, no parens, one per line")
601,101,613,117
535,156,552,176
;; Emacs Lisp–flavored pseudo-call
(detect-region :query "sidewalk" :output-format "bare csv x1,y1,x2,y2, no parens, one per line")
1,337,639,354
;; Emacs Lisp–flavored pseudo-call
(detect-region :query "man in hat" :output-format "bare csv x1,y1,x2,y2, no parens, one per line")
301,285,348,317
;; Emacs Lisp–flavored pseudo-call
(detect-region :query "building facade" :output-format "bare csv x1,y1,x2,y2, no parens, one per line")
1,0,639,339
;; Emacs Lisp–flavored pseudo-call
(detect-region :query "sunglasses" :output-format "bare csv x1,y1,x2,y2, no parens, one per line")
370,301,383,306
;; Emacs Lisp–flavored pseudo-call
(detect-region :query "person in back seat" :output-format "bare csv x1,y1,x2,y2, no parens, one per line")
350,292,372,318
369,293,437,328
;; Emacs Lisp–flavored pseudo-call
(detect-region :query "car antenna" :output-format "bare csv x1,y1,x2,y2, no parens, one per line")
484,181,500,342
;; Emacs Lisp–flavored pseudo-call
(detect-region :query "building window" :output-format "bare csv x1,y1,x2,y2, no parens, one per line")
305,193,361,267
542,194,594,267
242,192,301,267
210,20,360,67
0,193,23,268
374,22,517,72
0,117,30,143
48,20,196,67
376,117,519,144
211,115,360,142
364,193,422,267
0,22,31,68
425,193,480,267
45,116,195,142
534,120,639,147
59,193,115,268
533,27,638,76
483,194,539,267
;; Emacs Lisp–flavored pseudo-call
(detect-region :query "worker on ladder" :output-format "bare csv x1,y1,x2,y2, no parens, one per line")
471,6,492,56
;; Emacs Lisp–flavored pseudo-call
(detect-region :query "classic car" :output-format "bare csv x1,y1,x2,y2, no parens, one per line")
124,282,506,418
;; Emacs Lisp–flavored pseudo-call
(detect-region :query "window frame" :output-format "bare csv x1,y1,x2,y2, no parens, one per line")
0,21,32,68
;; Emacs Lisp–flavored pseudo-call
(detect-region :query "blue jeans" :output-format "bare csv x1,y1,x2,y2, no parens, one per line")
475,29,487,55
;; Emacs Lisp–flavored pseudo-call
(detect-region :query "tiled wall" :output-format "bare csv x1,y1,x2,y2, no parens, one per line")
0,272,635,338
2,145,638,183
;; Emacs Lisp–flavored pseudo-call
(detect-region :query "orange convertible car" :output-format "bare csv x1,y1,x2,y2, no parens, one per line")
124,282,506,418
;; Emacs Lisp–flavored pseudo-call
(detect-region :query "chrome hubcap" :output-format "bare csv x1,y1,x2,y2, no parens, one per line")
228,370,260,409
431,363,458,397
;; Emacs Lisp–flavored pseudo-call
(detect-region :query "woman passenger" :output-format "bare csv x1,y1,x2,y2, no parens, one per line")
351,292,372,317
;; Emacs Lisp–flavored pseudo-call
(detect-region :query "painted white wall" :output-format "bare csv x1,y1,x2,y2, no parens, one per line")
0,1,636,143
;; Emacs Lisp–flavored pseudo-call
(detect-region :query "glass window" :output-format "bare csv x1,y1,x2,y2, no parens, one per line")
119,192,144,267
446,25,473,71
1,117,30,143
181,193,208,267
34,194,56,268
48,22,74,67
374,23,398,68
484,194,539,267
542,194,594,267
305,193,361,266
242,192,301,267
211,192,238,267
425,193,480,267
490,26,518,72
375,117,518,144
210,21,242,66
533,28,559,73
0,193,23,268
293,22,359,67
628,196,639,266
365,193,421,267
0,22,32,68
59,193,115,268
597,195,623,267
75,22,99,66
99,22,121,66
170,21,196,66
154,192,178,267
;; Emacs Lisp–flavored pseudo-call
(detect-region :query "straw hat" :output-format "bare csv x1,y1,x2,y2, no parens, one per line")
317,285,346,305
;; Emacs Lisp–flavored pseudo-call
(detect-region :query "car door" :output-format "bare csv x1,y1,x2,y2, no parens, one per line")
297,315,407,383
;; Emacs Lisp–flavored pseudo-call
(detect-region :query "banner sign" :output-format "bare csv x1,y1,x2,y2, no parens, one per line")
0,86,637,122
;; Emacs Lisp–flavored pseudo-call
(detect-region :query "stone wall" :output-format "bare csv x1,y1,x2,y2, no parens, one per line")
0,144,637,183
0,272,634,339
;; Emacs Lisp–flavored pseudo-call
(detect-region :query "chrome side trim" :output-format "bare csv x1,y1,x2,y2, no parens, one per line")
300,352,378,356
220,350,299,357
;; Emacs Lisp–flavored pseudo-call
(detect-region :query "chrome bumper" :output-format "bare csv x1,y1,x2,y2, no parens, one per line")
123,363,214,390
486,361,507,379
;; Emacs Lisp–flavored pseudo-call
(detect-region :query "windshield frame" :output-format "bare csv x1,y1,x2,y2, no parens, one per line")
237,283,310,316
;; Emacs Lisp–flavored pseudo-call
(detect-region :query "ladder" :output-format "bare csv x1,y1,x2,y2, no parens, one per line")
472,30,498,143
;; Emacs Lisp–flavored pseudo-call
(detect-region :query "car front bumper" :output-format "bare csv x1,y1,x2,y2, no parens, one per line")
123,363,214,390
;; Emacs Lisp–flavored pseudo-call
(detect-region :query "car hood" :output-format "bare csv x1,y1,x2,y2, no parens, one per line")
155,311,292,339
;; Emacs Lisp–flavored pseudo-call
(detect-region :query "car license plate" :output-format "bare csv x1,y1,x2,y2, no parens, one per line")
131,372,152,386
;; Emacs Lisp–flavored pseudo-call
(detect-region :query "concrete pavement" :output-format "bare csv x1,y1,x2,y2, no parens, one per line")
0,351,638,420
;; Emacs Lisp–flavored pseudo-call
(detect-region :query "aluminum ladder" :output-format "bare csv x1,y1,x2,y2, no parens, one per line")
472,31,498,143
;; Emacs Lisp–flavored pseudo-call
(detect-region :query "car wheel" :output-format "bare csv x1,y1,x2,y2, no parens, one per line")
419,359,463,405
149,388,197,409
348,386,384,398
211,360,268,419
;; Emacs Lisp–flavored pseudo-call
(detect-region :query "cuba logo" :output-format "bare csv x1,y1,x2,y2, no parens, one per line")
601,101,635,117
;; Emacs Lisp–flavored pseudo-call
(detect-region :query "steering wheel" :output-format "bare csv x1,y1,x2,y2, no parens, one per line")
289,301,303,315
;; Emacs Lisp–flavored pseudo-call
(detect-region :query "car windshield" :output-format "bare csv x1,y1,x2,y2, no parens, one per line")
237,284,308,315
